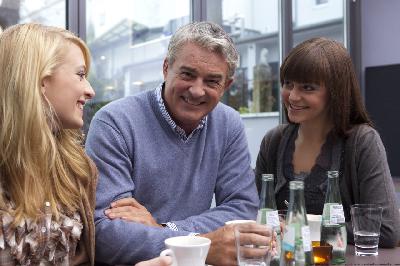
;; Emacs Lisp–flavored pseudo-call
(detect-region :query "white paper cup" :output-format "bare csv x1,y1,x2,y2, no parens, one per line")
307,214,322,241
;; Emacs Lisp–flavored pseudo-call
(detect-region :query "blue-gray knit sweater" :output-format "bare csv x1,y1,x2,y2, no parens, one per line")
85,88,258,264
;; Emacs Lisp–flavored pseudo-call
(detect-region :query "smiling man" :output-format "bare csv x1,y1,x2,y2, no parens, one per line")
86,22,260,265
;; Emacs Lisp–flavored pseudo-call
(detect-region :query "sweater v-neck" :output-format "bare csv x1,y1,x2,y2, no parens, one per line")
148,91,203,149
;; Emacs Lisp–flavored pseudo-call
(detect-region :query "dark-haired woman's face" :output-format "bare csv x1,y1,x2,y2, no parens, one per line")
281,80,330,126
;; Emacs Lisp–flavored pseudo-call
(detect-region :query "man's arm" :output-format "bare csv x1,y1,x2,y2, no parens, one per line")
86,116,188,264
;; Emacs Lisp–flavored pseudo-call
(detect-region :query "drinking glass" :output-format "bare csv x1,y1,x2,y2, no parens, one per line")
278,209,287,230
350,204,383,256
235,223,273,266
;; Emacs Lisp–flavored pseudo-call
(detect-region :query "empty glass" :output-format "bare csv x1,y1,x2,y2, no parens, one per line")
350,204,383,256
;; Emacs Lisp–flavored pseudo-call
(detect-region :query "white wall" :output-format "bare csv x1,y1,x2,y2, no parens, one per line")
361,0,400,68
360,0,400,181
242,113,279,168
361,0,400,95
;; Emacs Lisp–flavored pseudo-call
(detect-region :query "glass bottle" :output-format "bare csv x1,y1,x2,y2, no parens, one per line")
257,174,281,265
320,171,346,264
280,181,314,266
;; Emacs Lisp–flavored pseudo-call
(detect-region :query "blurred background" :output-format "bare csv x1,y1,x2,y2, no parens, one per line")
1,0,399,201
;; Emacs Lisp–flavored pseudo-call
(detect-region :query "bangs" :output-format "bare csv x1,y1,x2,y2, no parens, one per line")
280,43,331,86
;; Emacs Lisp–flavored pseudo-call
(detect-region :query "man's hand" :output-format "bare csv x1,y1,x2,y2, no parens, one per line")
200,224,237,266
201,223,274,266
104,198,162,227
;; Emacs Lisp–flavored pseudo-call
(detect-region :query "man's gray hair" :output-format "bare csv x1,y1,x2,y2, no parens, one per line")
166,21,238,79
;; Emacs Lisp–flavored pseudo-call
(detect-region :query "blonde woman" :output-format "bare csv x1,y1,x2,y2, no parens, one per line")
0,23,97,265
0,23,174,266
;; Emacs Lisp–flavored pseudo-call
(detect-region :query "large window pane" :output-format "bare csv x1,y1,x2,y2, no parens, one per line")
0,0,66,30
207,0,280,115
293,0,344,45
206,0,280,167
85,0,190,131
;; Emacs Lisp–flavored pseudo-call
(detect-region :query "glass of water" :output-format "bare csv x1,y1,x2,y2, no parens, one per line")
350,204,383,256
234,223,273,266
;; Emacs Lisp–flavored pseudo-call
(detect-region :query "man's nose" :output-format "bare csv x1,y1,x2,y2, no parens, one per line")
188,79,206,97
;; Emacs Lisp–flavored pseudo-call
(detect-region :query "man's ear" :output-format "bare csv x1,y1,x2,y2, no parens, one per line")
162,58,169,79
223,78,234,92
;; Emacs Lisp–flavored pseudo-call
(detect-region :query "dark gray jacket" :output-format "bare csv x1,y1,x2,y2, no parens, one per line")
256,123,400,248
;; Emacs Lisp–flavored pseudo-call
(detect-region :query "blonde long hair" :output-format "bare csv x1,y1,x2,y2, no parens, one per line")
0,23,96,224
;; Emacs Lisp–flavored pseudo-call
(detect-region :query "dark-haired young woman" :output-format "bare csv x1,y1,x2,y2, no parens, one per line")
255,37,400,247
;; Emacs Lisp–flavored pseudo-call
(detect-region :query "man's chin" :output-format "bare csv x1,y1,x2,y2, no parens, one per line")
176,114,204,128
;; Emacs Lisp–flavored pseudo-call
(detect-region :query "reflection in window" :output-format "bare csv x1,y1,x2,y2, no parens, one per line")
207,0,280,114
316,0,329,5
293,0,344,45
84,0,190,132
205,0,344,115
0,0,65,30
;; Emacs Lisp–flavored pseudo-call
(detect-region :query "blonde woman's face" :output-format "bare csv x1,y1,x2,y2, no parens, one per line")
42,43,95,129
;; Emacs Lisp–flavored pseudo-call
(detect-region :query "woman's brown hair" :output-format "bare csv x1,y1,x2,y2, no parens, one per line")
280,37,372,137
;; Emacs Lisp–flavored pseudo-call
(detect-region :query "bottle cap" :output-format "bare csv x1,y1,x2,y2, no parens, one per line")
289,180,304,189
327,171,339,178
261,174,274,181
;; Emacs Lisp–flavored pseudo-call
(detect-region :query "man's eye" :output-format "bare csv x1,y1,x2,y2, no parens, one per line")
207,80,220,86
180,72,193,79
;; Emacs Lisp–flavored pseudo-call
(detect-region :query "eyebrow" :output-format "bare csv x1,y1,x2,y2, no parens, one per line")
206,74,223,80
179,66,196,73
179,66,224,80
77,65,87,71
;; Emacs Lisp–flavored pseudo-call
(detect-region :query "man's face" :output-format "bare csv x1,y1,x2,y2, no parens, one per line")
163,42,232,133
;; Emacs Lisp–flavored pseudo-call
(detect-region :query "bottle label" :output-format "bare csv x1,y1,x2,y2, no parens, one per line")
329,204,345,224
301,226,312,252
266,210,280,227
282,225,295,252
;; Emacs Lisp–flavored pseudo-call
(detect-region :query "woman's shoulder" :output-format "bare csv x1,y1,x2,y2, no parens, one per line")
345,124,387,155
258,124,295,156
262,123,293,141
347,124,381,141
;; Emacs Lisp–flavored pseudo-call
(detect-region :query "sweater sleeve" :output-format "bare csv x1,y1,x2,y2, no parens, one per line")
167,114,259,233
85,116,189,265
350,126,400,248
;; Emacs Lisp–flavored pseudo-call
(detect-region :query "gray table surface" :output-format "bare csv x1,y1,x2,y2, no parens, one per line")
342,244,400,265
